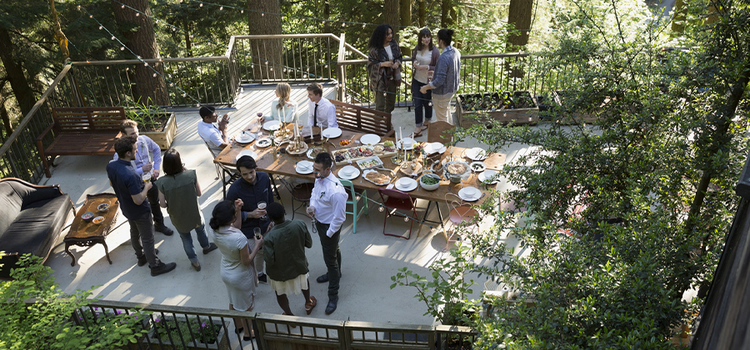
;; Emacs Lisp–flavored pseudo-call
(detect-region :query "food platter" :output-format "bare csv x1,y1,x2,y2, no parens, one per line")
363,169,393,186
306,147,326,160
333,144,397,164
356,156,384,170
279,140,308,156
398,160,423,177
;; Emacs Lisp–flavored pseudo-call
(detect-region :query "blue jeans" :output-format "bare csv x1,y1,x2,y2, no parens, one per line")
411,78,433,126
178,223,209,263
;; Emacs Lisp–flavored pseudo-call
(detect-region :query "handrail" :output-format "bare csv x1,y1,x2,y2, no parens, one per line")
0,64,71,157
231,33,339,39
69,56,229,65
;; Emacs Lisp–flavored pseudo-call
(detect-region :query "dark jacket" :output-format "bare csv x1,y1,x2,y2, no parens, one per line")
226,171,274,238
367,40,403,92
263,219,313,282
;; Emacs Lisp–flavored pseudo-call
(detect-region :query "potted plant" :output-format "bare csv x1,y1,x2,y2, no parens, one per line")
143,316,230,350
125,97,177,150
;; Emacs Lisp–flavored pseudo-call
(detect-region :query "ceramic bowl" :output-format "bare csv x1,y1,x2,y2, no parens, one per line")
419,173,441,191
81,212,95,222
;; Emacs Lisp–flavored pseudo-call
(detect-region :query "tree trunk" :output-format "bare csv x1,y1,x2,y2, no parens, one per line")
323,0,331,34
0,28,35,118
185,30,192,57
0,100,13,135
112,0,169,105
384,0,400,29
400,0,412,29
441,0,455,27
418,0,426,27
247,0,283,81
507,0,533,49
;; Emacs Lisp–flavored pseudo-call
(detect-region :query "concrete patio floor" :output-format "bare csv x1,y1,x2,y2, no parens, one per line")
39,84,529,341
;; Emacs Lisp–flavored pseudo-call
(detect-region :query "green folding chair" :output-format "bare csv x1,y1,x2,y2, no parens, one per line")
338,178,369,234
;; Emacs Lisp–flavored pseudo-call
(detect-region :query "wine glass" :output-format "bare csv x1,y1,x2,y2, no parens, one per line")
257,201,267,220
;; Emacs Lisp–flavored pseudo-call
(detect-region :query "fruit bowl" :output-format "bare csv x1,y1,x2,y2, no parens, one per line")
97,203,110,212
92,216,105,225
81,212,95,222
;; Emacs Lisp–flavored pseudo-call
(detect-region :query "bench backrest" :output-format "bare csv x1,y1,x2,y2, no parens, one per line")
330,100,393,137
52,107,127,134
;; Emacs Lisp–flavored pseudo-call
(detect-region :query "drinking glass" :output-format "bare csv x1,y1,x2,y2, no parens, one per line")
142,173,152,183
253,227,262,240
257,201,267,220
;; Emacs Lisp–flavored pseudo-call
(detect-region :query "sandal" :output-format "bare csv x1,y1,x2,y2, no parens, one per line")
412,131,423,138
305,296,317,315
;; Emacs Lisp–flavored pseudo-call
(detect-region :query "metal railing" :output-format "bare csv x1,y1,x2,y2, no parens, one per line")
66,299,476,350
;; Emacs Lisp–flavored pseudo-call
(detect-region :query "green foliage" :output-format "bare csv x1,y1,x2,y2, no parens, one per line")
152,316,224,347
0,254,150,349
125,96,168,131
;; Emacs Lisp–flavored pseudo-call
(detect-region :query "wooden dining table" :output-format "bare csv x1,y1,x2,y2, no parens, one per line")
214,125,505,227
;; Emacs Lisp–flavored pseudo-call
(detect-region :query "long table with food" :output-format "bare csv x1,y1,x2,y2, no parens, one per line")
214,121,505,215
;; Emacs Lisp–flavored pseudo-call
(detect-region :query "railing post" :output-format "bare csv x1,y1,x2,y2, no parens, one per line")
337,33,347,102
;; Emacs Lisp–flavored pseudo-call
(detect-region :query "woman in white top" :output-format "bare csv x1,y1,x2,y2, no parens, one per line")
411,28,440,137
210,199,263,342
268,83,296,123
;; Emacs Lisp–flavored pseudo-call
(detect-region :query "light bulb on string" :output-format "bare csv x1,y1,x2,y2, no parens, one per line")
111,36,115,40
261,13,264,16
135,13,139,16
77,5,81,10
379,206,384,212
86,60,90,64
152,73,157,77
121,5,124,8
144,62,148,66
106,66,110,70
241,10,244,13
172,27,176,31
196,104,200,107
362,24,366,28
120,46,125,50
199,3,203,7
169,83,174,87
356,195,361,201
182,93,187,97
98,26,102,30
219,6,223,10
89,15,93,18
341,22,345,27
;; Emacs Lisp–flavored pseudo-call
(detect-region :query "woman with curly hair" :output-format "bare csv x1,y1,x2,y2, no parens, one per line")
367,24,402,113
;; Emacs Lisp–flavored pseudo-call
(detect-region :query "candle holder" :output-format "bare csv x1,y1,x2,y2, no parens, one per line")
391,154,404,165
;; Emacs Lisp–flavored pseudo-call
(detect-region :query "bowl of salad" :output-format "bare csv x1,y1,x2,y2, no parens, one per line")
419,172,441,191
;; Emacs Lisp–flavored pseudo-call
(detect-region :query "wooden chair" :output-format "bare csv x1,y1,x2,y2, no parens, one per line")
339,178,369,234
278,177,314,220
445,193,480,248
330,99,396,137
378,188,418,240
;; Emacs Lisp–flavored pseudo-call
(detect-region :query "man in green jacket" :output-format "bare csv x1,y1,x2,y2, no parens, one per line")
263,202,318,315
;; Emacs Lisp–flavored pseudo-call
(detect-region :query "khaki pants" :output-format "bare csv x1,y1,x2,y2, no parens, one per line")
432,93,454,124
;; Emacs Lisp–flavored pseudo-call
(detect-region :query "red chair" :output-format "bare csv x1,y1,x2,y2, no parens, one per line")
378,188,419,240
445,193,480,248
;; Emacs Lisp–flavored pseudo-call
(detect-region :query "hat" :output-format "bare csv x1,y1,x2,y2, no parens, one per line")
199,106,216,118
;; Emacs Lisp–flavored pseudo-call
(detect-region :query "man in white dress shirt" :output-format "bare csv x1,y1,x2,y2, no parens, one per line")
306,152,347,315
197,106,230,154
306,83,338,137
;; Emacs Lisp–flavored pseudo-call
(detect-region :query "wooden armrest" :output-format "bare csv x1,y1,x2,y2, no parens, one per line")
36,123,55,142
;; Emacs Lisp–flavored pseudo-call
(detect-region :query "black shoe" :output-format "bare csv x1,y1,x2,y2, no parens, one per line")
325,297,338,315
154,224,174,236
150,262,176,276
258,273,267,283
202,243,218,254
137,249,159,266
316,273,329,283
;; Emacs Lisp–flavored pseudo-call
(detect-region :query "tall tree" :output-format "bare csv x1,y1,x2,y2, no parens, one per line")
418,0,426,27
441,0,456,27
247,0,282,80
384,0,400,28
0,28,35,118
111,0,169,105
506,0,533,50
400,0,412,28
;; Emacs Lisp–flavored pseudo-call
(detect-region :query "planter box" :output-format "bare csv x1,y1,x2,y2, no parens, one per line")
141,319,230,350
141,112,177,150
456,92,538,128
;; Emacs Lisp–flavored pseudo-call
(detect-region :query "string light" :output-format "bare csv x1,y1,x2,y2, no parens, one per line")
379,206,385,212
120,46,125,50
199,3,203,7
404,217,409,222
98,26,103,30
135,13,140,16
152,73,157,77
220,6,223,10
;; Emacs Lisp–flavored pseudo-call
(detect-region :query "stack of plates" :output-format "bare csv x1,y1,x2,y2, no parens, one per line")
235,150,258,162
321,127,342,138
424,142,447,155
458,186,482,201
235,132,255,144
394,177,418,192
464,147,487,161
338,165,360,180
296,160,314,174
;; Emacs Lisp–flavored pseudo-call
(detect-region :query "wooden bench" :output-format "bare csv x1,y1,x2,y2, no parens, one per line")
36,107,126,178
330,100,395,137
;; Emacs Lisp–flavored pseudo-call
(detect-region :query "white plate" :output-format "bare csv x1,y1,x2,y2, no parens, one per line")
478,170,499,184
338,165,361,180
263,120,282,131
296,160,314,174
235,132,256,144
470,161,486,173
465,147,487,161
394,177,418,192
459,186,482,201
321,127,342,138
397,138,415,150
255,138,272,148
425,142,446,155
360,134,381,145
235,150,258,162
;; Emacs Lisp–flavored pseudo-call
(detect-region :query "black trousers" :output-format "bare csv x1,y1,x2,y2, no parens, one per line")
147,179,164,225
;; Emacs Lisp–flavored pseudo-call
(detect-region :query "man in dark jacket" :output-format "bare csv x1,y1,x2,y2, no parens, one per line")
263,202,317,316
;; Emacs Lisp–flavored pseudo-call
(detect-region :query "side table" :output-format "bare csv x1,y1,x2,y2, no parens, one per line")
64,193,119,266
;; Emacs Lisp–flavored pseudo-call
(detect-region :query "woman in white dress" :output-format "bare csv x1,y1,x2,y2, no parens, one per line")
209,199,263,341
268,83,296,123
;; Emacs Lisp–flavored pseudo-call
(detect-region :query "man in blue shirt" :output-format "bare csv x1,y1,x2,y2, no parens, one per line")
113,120,174,236
107,136,176,276
226,155,275,283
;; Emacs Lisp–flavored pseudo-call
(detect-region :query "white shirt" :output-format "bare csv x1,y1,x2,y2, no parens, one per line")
197,120,224,154
307,97,338,130
384,45,394,61
309,172,348,237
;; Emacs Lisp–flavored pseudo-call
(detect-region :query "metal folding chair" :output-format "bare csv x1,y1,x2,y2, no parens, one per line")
378,188,419,240
444,192,480,248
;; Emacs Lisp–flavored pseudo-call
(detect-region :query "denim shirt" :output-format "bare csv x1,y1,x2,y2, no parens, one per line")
429,45,461,96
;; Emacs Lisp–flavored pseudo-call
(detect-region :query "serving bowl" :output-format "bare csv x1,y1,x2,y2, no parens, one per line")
419,172,441,191
92,216,105,225
81,212,95,222
443,161,471,184
97,203,110,212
